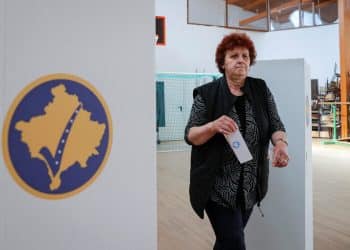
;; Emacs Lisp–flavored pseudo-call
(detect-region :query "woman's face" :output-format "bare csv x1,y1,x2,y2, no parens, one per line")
222,47,250,79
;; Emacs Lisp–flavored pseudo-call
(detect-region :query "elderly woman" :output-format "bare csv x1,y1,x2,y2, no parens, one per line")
184,32,289,250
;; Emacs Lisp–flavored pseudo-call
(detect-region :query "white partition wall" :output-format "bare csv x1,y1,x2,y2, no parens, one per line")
0,0,4,123
246,59,313,250
0,1,156,250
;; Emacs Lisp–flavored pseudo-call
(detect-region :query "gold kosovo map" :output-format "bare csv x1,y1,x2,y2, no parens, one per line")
15,84,106,191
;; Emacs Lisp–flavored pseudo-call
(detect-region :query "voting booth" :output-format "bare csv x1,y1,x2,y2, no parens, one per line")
0,1,156,250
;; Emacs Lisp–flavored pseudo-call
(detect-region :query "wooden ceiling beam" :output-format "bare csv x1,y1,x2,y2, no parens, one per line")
301,0,336,10
317,0,337,9
239,12,267,26
240,0,266,11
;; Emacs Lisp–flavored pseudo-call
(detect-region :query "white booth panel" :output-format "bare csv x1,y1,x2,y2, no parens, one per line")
0,1,156,250
246,59,312,250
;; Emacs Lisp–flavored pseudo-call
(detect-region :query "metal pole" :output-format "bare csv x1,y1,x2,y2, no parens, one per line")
332,104,337,140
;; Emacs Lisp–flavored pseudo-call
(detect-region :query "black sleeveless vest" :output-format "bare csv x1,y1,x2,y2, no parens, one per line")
185,76,272,218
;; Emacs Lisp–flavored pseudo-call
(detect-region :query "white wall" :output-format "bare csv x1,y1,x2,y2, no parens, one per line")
0,0,4,243
156,0,232,73
0,1,156,250
0,0,4,123
156,0,339,87
255,25,339,87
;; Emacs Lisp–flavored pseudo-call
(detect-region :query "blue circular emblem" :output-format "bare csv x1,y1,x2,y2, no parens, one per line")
232,141,240,149
2,74,113,199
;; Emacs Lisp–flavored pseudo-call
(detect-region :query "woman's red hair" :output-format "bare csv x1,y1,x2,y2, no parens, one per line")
215,33,257,74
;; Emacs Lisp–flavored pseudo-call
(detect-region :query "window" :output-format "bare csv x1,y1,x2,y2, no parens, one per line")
187,0,338,31
227,0,268,31
270,0,300,30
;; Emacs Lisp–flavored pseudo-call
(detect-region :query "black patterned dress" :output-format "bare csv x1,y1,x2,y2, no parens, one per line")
185,87,285,210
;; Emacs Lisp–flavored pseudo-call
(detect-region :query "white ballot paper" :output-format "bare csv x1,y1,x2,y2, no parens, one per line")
224,130,253,164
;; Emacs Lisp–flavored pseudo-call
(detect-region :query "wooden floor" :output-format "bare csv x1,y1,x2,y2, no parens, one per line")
312,140,350,250
157,151,214,250
157,140,350,250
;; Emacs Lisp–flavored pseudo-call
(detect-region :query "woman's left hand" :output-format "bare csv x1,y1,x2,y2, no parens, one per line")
272,141,289,168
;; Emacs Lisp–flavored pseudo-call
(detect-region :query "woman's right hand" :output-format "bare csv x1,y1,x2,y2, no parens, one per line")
187,115,238,146
210,115,238,135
